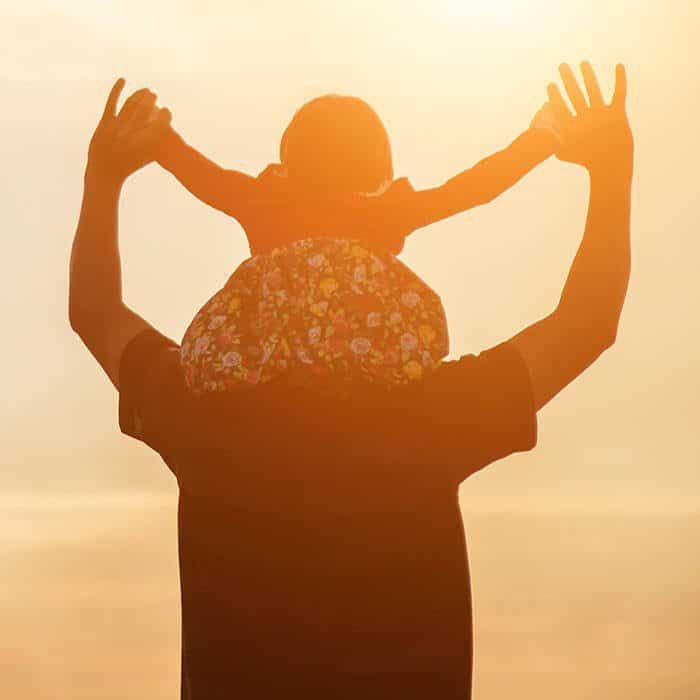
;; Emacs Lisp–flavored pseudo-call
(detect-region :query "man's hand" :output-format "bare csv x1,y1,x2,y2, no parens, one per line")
547,62,633,180
507,61,633,411
87,78,172,185
70,78,171,388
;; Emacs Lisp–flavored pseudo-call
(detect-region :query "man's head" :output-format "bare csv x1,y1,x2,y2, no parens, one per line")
280,94,394,196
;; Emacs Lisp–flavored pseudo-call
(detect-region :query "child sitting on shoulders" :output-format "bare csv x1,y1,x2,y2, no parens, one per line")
156,94,559,395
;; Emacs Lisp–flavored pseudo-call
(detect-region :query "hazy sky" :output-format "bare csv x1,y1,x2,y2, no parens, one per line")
3,0,697,511
3,2,699,698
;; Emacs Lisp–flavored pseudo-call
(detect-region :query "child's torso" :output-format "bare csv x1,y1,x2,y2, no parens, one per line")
240,176,411,256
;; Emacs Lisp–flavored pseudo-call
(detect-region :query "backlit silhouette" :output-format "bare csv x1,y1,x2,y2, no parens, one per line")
69,61,633,699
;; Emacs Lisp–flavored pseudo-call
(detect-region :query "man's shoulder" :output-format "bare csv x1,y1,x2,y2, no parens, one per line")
118,328,185,447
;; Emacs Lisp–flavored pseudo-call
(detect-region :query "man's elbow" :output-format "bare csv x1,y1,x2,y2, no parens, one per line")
69,309,94,348
596,317,620,353
69,302,83,335
601,327,618,351
556,306,619,358
68,300,105,346
69,295,90,336
583,324,618,369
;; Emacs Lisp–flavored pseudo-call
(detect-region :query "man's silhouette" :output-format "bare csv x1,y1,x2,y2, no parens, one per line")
69,62,633,699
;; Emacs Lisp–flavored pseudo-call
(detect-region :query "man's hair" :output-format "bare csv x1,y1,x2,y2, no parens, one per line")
280,94,394,195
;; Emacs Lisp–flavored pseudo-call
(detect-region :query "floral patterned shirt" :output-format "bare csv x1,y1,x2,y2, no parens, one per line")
180,237,448,395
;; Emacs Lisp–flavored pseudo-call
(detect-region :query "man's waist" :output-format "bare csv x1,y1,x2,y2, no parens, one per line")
182,613,469,676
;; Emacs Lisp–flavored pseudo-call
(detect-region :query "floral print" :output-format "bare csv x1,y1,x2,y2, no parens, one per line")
180,237,448,395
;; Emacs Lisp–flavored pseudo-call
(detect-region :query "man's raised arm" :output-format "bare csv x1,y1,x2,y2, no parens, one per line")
508,62,634,411
69,79,171,389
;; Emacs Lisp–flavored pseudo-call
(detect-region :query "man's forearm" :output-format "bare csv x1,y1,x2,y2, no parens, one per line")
69,80,169,387
557,169,632,341
69,170,124,339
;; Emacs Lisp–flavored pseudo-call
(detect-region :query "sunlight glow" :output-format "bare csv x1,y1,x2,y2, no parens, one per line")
442,0,535,26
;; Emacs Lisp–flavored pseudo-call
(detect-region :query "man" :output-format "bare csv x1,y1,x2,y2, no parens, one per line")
69,62,633,699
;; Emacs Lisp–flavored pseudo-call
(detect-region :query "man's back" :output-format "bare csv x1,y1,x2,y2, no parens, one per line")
118,329,537,698
176,468,471,697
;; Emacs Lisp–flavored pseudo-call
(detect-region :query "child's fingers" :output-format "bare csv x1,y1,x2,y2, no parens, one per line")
128,108,172,151
117,89,156,131
143,106,171,125
531,102,563,144
128,92,158,131
157,107,172,125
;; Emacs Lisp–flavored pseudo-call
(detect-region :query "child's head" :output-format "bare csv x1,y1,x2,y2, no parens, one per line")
280,95,393,196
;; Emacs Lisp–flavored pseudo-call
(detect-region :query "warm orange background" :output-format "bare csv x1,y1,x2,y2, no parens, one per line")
2,1,699,698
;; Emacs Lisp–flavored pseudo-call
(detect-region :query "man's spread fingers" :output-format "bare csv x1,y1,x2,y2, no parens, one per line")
580,61,604,108
102,78,125,122
547,83,574,125
559,63,588,115
612,63,627,110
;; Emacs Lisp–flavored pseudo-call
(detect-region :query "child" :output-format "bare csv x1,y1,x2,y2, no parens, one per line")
157,95,559,395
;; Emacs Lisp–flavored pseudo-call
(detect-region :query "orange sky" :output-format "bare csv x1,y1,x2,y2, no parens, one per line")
3,1,700,698
3,0,698,510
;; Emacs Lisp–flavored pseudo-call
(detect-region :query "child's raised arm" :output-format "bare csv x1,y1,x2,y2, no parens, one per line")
156,126,257,223
401,109,559,232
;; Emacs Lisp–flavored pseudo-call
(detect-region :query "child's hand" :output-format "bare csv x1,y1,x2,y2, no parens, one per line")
530,102,563,148
87,79,172,185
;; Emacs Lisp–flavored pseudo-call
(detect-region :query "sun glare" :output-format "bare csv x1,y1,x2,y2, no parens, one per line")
441,0,538,27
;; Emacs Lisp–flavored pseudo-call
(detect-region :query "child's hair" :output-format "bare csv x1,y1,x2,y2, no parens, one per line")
280,95,394,196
